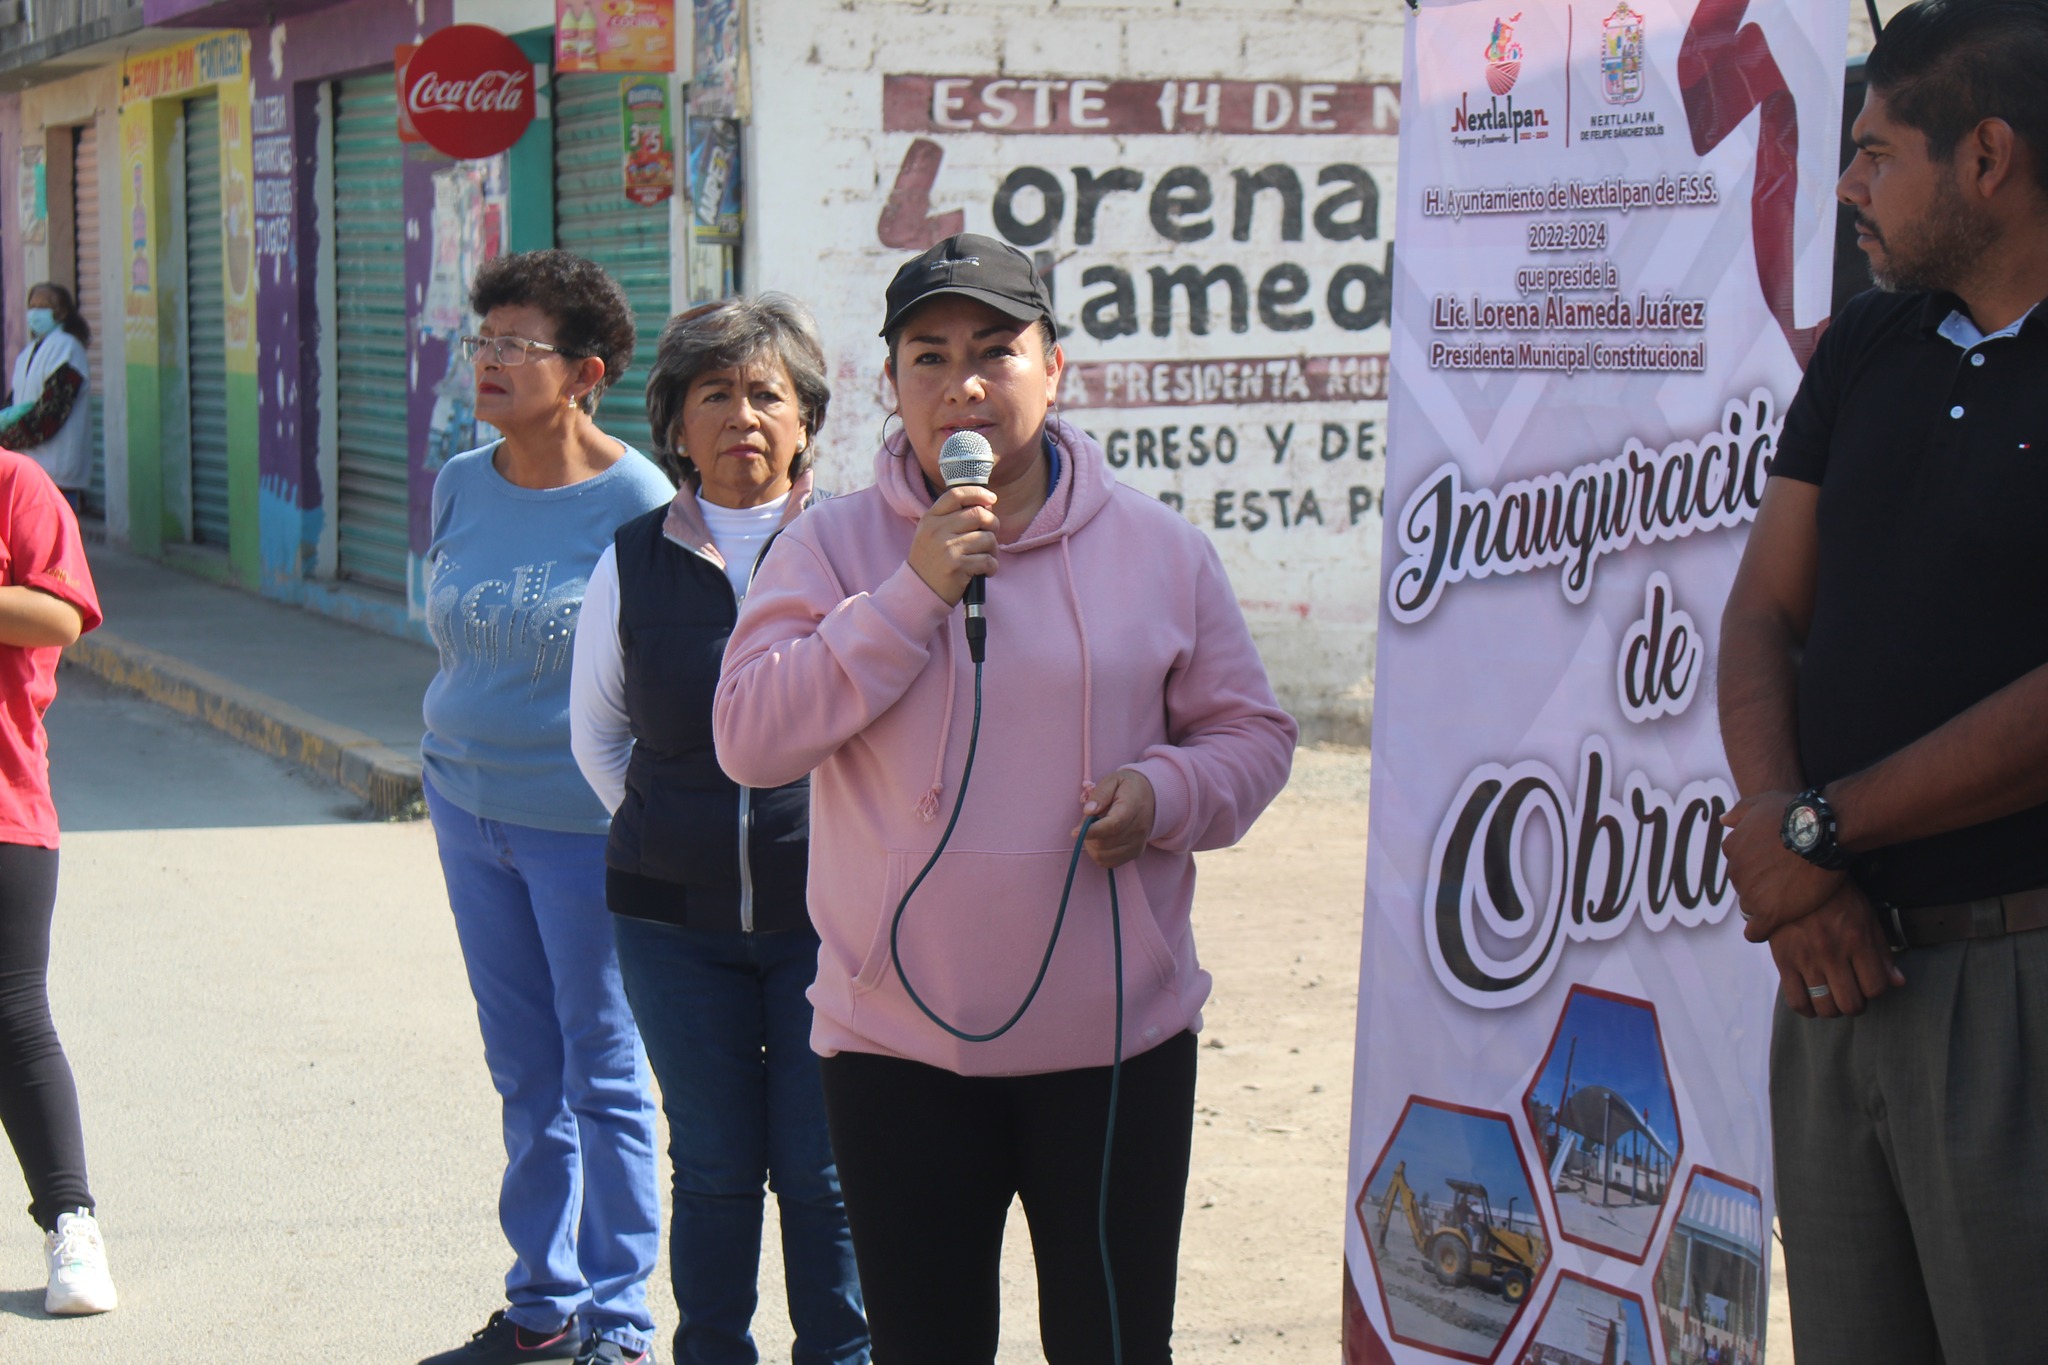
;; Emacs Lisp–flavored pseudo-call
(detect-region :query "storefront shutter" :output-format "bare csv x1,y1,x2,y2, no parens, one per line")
552,74,669,462
72,122,105,520
331,74,411,593
184,94,231,546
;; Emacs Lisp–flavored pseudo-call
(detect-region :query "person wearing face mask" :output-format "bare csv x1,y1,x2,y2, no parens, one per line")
419,250,674,1365
2,286,93,513
569,295,868,1365
712,235,1296,1363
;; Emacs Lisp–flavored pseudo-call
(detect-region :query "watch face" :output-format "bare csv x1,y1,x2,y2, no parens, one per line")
1787,805,1821,851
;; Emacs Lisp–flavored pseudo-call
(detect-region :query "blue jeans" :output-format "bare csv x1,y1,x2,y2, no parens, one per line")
426,781,660,1351
612,914,869,1365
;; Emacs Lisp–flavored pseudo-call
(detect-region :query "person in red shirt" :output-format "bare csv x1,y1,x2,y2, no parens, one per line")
0,446,115,1315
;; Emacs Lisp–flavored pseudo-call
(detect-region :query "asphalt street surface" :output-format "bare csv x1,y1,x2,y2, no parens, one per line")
3,669,1002,1362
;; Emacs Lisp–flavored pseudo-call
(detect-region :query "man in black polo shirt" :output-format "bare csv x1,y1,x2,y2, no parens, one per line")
1715,0,2048,1359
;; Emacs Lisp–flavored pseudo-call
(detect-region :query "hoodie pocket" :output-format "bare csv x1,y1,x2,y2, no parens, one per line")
850,847,1178,1033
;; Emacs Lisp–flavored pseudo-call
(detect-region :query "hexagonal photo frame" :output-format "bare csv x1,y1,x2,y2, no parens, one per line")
1514,1271,1657,1365
1355,1097,1552,1363
1652,1168,1768,1365
1523,986,1683,1263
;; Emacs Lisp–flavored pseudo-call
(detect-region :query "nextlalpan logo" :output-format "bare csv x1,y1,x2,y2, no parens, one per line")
1452,14,1550,146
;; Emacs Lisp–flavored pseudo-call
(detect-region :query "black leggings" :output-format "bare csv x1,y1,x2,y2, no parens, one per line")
819,1031,1197,1365
0,843,93,1230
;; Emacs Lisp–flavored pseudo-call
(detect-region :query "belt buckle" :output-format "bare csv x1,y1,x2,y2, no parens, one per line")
1879,900,1910,953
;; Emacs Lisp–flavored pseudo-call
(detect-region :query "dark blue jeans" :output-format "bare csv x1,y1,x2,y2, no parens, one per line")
612,915,869,1365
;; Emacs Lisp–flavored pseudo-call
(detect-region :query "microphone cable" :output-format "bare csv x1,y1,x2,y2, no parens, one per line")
889,656,1129,1365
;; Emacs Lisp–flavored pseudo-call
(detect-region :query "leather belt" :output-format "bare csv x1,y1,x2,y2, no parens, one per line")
1881,886,2048,950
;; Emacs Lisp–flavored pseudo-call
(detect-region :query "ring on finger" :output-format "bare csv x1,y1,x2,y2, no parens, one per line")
1807,983,1831,999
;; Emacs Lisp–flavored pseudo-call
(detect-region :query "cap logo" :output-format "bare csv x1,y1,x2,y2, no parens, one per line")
932,257,979,270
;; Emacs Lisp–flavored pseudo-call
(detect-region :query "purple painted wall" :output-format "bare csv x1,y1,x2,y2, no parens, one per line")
146,0,343,27
249,0,453,610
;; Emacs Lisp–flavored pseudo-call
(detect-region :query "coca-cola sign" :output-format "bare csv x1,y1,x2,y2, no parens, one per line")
404,25,536,160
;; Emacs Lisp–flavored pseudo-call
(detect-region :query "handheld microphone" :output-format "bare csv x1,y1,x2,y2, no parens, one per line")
938,430,996,662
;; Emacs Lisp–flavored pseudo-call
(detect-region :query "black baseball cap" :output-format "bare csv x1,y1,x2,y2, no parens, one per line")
879,233,1055,339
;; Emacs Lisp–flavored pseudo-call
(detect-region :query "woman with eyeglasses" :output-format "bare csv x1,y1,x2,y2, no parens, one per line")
419,250,673,1365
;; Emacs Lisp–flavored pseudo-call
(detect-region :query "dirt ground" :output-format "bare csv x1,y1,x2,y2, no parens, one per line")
751,744,1797,1362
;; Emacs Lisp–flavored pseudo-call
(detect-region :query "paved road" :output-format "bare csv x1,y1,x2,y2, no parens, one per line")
6,671,689,1361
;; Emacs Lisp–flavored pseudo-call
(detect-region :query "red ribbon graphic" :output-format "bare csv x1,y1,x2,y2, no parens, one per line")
1678,0,1827,365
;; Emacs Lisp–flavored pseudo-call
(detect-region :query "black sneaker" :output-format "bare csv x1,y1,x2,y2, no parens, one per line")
574,1338,655,1365
419,1310,583,1365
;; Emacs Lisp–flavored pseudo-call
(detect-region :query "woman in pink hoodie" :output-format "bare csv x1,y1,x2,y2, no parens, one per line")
714,234,1296,1363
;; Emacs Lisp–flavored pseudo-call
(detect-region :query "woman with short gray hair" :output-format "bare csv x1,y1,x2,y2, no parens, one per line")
570,294,869,1363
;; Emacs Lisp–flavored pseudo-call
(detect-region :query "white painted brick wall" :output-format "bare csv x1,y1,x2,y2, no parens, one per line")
748,0,1406,741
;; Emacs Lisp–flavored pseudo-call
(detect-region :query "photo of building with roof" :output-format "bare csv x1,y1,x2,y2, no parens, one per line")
1654,1170,1767,1365
1524,987,1681,1261
1517,1273,1654,1365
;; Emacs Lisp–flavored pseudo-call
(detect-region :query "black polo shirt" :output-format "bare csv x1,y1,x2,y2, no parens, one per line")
1772,286,2048,908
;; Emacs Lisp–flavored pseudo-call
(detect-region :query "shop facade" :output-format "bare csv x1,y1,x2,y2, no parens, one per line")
5,59,133,537
133,0,689,636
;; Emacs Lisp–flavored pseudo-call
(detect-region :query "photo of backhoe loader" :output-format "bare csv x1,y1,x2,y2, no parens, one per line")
1376,1159,1543,1305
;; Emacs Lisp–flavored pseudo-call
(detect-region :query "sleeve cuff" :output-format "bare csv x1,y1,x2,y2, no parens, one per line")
866,561,959,645
23,569,101,634
1130,753,1193,847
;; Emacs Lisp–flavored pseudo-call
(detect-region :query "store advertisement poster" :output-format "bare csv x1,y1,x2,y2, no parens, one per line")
556,0,677,73
687,115,742,238
1342,1,1847,1363
622,77,677,205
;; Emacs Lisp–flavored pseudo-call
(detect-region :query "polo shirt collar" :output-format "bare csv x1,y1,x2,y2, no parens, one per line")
1917,289,2048,347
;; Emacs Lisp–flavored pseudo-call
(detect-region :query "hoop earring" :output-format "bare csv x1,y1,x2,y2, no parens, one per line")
879,408,906,453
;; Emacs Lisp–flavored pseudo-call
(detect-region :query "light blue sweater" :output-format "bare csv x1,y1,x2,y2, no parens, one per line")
422,440,673,833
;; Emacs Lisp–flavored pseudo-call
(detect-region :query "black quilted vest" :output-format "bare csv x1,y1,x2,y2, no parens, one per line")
605,504,809,933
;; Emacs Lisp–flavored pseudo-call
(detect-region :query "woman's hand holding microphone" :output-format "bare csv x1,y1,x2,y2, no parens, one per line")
909,484,999,606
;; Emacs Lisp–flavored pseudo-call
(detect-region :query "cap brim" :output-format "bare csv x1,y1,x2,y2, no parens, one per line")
879,285,1048,338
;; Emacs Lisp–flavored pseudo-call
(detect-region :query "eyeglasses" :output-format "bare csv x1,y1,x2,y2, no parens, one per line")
460,335,573,366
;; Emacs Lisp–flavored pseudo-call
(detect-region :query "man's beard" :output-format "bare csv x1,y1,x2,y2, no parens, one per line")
1862,172,1999,293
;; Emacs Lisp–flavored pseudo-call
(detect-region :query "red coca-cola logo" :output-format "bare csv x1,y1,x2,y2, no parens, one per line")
404,24,535,160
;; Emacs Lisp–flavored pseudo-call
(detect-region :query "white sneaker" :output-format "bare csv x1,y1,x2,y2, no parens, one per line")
44,1208,117,1315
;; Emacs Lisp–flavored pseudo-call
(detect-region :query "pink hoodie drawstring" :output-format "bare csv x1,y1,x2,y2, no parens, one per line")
1061,538,1096,805
916,623,960,821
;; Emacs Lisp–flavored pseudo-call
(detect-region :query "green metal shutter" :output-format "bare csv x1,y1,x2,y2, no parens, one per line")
332,74,411,593
72,122,105,520
184,95,230,546
552,74,669,460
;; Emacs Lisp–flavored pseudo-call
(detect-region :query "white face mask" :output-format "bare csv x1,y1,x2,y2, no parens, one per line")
26,308,57,338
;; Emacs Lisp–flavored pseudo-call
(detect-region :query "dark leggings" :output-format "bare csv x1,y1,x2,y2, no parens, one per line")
0,843,93,1231
819,1031,1197,1365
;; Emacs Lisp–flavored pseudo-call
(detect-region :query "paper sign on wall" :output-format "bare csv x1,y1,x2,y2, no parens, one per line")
557,0,677,73
621,77,676,205
686,115,741,238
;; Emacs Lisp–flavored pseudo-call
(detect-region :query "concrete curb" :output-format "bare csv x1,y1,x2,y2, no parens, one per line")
63,630,425,820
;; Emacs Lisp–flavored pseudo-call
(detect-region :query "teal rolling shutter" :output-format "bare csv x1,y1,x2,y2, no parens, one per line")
552,74,669,460
331,74,411,593
184,94,230,546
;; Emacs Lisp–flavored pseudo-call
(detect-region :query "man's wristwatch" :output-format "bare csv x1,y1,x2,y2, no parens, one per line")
1780,788,1850,870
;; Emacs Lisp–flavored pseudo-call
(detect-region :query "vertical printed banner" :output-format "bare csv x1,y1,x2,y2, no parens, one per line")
1343,2,1846,1364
